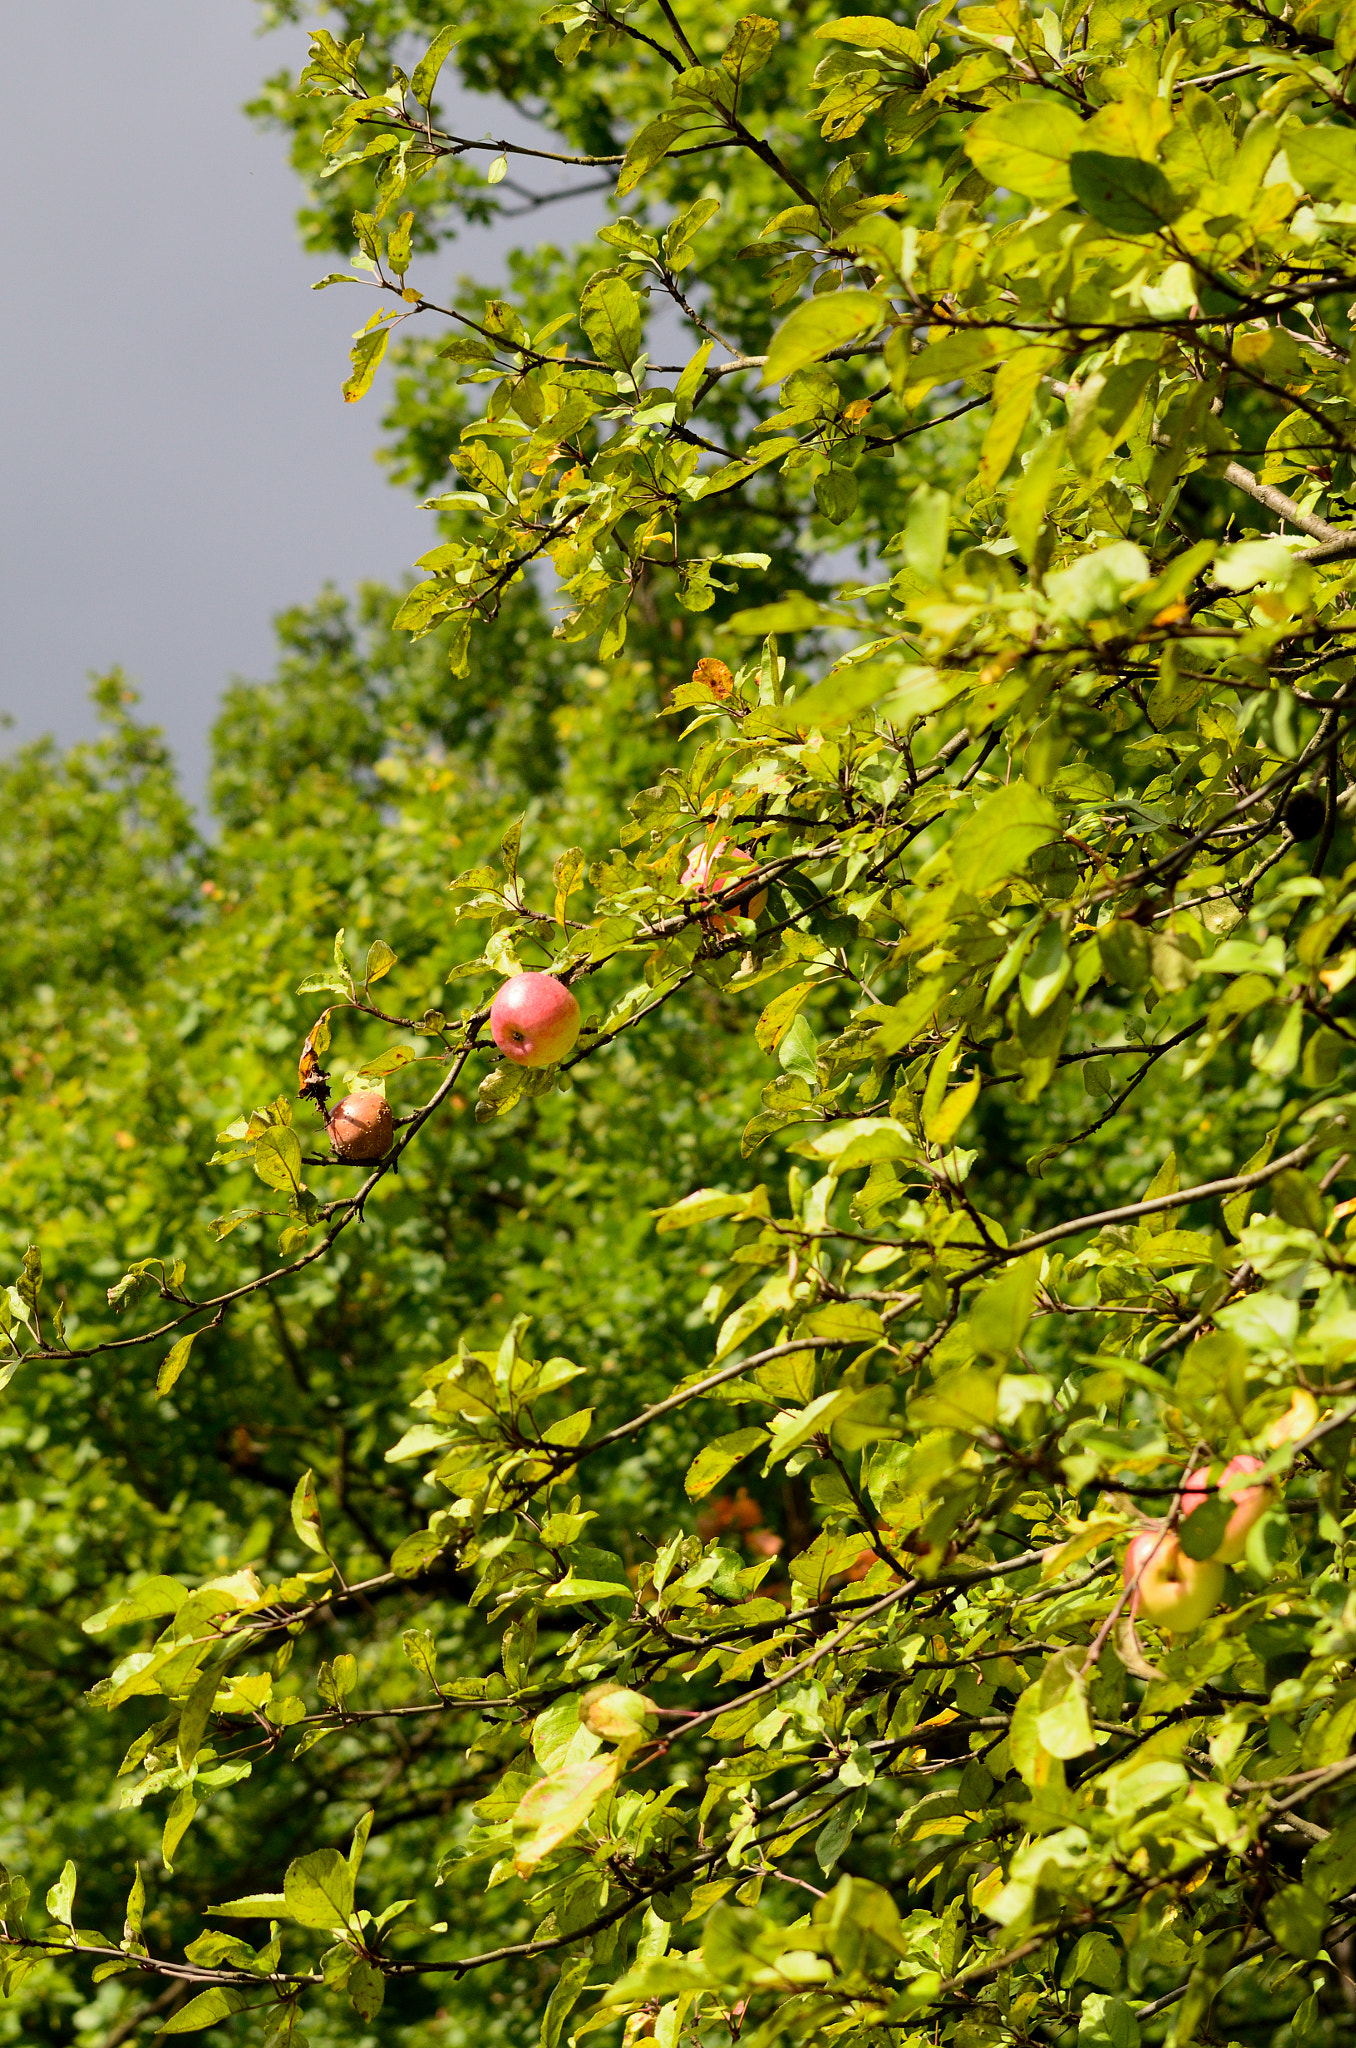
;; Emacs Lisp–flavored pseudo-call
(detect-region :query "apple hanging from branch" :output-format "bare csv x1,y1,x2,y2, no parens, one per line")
1179,1455,1275,1564
1123,1527,1224,1634
490,972,581,1068
327,1092,393,1161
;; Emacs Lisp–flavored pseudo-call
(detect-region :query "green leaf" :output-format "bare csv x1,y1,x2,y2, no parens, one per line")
616,116,685,198
410,23,464,105
790,662,943,731
1264,1884,1327,1961
348,1957,386,2019
83,1577,188,1635
160,1988,252,2034
1286,124,1356,201
178,1660,222,1774
761,292,884,388
814,17,925,60
1045,542,1150,622
252,1126,303,1195
978,348,1058,489
205,1892,287,1919
664,195,720,270
964,100,1085,205
161,1789,197,1874
283,1847,356,1930
291,1469,330,1558
542,1950,592,2048
949,783,1061,895
45,1860,76,1925
653,1188,750,1232
816,1787,867,1873
1036,1648,1096,1759
1179,1493,1231,1561
547,1546,633,1604
581,276,644,368
1070,152,1185,234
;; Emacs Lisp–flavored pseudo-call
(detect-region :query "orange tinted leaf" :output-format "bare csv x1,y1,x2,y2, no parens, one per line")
693,658,735,700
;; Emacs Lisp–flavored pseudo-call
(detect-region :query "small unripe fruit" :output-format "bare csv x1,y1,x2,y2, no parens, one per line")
327,1091,393,1161
681,838,768,931
1124,1527,1224,1634
489,972,581,1068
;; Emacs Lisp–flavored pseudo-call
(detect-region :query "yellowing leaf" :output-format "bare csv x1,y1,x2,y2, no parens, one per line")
964,100,1085,205
761,292,885,388
927,1071,980,1147
756,979,814,1053
978,347,1059,488
156,1331,197,1398
814,16,925,61
685,1425,769,1498
512,1754,620,1873
410,23,465,106
343,319,392,404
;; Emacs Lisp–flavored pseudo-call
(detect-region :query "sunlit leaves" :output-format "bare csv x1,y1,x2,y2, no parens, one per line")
510,1755,620,1875
964,99,1083,205
14,0,1356,2043
760,290,883,387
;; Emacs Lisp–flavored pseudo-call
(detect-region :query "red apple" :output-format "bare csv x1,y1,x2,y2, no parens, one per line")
1214,1455,1273,1564
1123,1527,1223,1634
1177,1456,1274,1564
327,1091,393,1161
489,972,581,1068
681,839,768,931
1179,1468,1211,1518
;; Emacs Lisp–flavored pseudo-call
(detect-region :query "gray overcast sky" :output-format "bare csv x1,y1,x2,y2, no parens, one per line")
0,3,600,800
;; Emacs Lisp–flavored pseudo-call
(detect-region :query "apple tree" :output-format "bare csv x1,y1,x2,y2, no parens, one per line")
3,0,1356,2043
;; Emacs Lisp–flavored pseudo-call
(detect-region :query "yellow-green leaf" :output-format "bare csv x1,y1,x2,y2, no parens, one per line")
761,292,885,388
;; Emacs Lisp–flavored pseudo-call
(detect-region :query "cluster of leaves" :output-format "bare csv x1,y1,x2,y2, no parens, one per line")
7,0,1356,2043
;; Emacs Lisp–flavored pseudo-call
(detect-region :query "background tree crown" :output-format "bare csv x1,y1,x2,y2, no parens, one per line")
2,0,1356,2043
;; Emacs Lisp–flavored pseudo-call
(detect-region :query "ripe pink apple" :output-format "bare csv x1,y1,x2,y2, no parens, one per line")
681,839,768,931
1213,1455,1273,1564
1179,1468,1211,1518
489,972,581,1068
1123,1527,1224,1634
327,1091,393,1161
1177,1456,1274,1564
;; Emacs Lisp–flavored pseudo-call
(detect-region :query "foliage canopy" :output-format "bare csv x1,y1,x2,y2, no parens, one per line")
6,0,1356,2043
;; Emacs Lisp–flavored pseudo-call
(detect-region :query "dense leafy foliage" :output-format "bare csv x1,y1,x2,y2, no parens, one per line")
6,0,1356,2042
